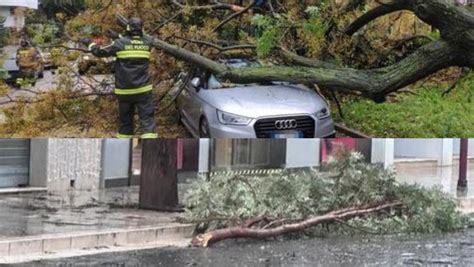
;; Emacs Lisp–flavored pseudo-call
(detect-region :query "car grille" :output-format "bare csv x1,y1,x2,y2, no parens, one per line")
254,116,315,138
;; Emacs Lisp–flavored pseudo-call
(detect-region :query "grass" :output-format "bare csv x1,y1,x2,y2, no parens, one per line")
334,71,474,138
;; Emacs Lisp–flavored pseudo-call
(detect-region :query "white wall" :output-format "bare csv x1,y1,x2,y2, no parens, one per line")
285,139,320,168
371,139,394,168
198,139,210,172
394,139,453,165
453,139,474,157
0,7,25,30
0,1,38,9
395,139,441,159
30,139,103,191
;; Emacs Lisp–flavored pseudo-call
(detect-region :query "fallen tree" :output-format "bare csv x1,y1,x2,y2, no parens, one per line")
183,152,469,247
191,202,402,247
150,0,473,102
2,1,472,136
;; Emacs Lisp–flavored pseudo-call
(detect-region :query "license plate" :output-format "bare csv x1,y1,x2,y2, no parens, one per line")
272,131,303,139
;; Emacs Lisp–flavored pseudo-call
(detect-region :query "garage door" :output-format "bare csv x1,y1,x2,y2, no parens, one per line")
0,139,30,188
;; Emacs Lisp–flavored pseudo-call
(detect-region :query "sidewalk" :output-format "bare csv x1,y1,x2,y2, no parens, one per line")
0,187,193,264
395,161,474,213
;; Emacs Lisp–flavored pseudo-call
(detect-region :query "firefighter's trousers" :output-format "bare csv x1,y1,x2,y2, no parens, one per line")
117,92,157,138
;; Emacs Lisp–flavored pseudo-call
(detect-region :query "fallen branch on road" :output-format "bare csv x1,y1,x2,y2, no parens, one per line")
184,153,470,248
191,202,402,247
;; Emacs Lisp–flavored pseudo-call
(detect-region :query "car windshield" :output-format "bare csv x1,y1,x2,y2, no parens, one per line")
208,59,260,89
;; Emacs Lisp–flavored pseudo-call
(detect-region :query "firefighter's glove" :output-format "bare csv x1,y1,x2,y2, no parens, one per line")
106,30,120,40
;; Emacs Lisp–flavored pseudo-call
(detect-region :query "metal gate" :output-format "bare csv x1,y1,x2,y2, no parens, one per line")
101,139,131,188
0,139,30,188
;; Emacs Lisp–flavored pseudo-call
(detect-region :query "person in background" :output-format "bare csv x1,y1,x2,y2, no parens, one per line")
16,39,42,87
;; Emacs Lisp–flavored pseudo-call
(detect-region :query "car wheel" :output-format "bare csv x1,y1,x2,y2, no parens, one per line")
199,117,211,138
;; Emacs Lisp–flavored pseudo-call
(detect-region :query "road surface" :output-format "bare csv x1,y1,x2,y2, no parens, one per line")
17,228,474,266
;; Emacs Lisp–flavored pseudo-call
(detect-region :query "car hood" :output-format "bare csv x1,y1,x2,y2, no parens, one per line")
200,85,328,118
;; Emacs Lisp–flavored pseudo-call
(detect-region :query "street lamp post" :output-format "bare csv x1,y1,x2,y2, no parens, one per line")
457,138,469,189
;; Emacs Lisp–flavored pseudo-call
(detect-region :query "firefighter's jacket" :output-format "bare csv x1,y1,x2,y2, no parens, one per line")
16,47,40,70
89,34,154,95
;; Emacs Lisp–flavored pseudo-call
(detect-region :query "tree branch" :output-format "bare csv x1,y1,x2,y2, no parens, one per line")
345,0,407,35
213,1,256,32
191,202,402,247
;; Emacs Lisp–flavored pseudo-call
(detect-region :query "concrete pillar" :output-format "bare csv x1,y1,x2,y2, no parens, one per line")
285,139,320,168
198,139,210,173
371,139,395,168
29,139,49,187
30,139,103,192
439,139,453,166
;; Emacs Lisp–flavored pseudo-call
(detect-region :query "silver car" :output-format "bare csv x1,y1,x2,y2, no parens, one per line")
177,59,335,138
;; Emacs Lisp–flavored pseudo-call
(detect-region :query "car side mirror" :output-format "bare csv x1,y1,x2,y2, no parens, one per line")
191,77,201,89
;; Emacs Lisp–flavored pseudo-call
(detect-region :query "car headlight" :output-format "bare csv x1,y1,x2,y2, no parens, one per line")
316,107,331,119
217,110,252,126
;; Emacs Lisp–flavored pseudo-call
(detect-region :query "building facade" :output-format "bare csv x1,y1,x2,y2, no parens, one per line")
0,139,131,191
190,139,474,173
0,0,38,30
0,138,471,191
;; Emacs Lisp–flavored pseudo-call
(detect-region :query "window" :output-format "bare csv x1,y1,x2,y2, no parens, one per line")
211,139,286,171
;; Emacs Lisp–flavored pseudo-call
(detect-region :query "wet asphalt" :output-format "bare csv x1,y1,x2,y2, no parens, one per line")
10,228,474,267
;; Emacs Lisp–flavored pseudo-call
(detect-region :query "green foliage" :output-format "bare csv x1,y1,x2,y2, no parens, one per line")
0,69,9,80
0,16,9,47
428,29,441,41
26,23,61,45
334,71,474,137
40,0,87,17
251,15,282,57
184,153,469,235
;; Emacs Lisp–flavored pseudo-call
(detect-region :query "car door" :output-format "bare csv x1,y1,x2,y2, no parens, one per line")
180,69,205,133
186,71,207,132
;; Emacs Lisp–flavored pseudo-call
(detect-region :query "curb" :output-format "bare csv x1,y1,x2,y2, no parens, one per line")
0,187,47,195
0,224,194,263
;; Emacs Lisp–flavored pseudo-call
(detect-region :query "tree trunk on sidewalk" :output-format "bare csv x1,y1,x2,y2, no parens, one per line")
139,139,179,211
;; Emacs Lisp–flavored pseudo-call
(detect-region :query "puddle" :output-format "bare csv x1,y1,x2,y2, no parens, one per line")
0,187,180,238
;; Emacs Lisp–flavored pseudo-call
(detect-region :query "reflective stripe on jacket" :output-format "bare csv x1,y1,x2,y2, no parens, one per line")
89,34,154,95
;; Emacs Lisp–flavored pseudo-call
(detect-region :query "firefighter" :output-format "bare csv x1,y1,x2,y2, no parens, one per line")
80,18,158,139
16,40,41,87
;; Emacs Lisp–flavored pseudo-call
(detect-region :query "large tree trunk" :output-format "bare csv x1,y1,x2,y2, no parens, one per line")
139,139,179,211
152,0,473,102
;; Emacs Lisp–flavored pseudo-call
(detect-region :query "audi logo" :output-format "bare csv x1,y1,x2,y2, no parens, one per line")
275,119,298,130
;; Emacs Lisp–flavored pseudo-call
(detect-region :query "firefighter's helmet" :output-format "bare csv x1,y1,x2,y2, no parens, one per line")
20,39,29,48
127,17,144,35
